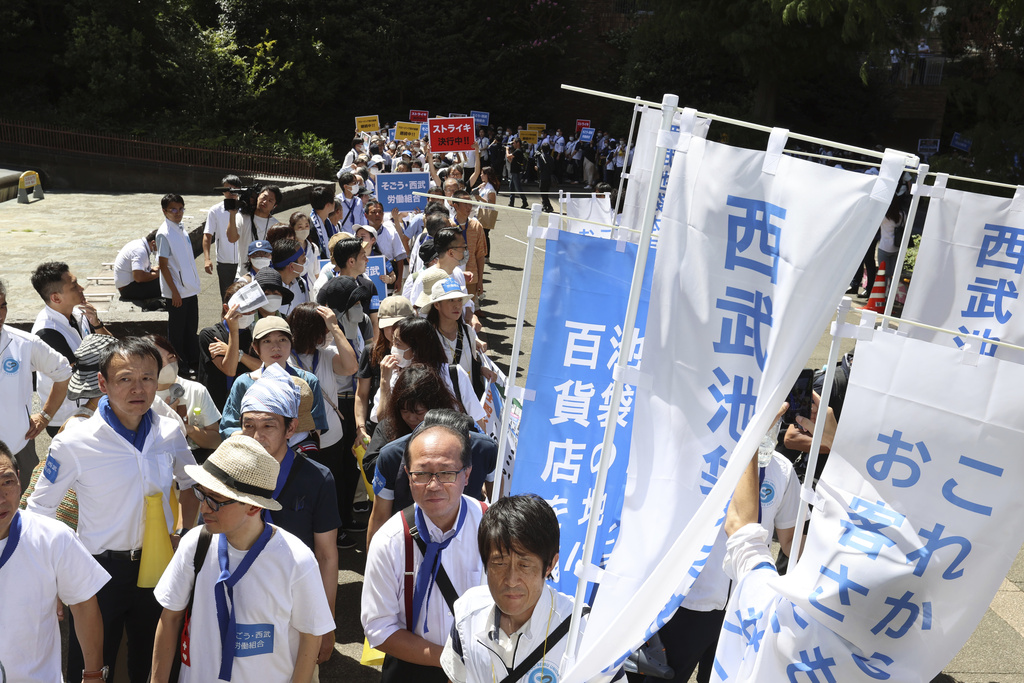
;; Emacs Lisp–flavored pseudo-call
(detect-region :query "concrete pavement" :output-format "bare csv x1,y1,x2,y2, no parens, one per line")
1,190,1021,682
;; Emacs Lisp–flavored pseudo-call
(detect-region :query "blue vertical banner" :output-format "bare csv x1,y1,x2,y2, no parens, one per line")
510,230,654,596
365,256,387,309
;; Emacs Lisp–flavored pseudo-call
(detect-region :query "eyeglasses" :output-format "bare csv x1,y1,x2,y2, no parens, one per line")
450,243,467,252
406,468,467,485
167,207,185,214
193,486,240,511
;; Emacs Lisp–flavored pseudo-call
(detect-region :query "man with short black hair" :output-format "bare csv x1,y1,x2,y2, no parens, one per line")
31,260,110,435
226,185,281,248
115,230,162,302
364,199,408,289
335,172,366,234
157,193,203,377
361,421,486,682
309,185,337,254
203,174,244,298
0,441,111,682
29,336,200,682
442,495,624,683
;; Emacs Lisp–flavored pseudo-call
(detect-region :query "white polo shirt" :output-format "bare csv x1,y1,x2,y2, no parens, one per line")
204,202,240,264
0,510,111,683
113,237,154,288
0,326,72,453
31,305,91,425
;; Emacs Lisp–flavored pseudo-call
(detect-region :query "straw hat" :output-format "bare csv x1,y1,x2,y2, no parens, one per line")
67,334,119,401
184,434,282,510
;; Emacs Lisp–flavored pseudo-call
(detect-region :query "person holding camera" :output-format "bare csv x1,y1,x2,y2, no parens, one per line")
203,174,245,299
226,185,282,248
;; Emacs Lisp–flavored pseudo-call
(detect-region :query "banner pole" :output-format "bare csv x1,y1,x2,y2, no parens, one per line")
614,97,643,215
565,92,680,661
787,297,850,568
490,204,545,504
884,163,929,318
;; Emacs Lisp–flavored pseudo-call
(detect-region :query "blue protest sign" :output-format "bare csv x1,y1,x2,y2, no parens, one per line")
471,110,490,127
365,256,387,310
510,230,654,597
950,132,972,153
389,128,396,141
376,172,429,212
420,123,429,139
579,127,595,143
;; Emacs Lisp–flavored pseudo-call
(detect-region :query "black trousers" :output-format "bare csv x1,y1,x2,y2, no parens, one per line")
216,262,237,300
380,654,449,683
118,279,162,301
337,396,360,527
68,555,162,683
167,294,201,375
643,607,726,683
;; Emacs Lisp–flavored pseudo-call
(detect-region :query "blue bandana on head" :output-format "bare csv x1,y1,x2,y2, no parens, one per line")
240,363,300,418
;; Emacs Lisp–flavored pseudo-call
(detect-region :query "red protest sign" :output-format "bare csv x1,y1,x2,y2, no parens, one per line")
428,117,476,152
409,109,429,123
576,119,591,133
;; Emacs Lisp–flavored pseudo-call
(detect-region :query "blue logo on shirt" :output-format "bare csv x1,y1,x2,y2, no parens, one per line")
2,358,19,374
43,455,61,483
760,481,776,506
527,661,559,683
235,623,274,657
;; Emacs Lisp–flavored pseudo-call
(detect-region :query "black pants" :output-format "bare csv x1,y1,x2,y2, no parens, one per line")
380,654,449,683
167,294,201,376
13,439,36,492
508,172,527,207
216,262,237,300
118,280,162,301
68,555,162,683
644,607,726,683
539,175,554,211
337,395,360,527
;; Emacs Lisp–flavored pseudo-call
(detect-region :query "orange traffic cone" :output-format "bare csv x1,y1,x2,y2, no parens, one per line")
858,263,887,312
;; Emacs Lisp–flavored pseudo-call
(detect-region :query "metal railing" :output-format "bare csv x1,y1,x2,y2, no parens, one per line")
0,118,316,179
887,53,945,87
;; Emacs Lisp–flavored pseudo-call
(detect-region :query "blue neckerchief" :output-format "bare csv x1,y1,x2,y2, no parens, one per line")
411,499,468,634
264,448,295,524
215,522,273,681
290,350,319,375
0,510,22,572
98,396,153,452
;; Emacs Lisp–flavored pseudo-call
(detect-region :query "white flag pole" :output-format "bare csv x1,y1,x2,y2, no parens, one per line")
786,296,850,568
490,204,544,503
614,97,643,215
565,92,680,660
883,162,929,317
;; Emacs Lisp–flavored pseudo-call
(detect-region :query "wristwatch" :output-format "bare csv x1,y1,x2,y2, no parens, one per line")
82,665,109,680
39,410,52,423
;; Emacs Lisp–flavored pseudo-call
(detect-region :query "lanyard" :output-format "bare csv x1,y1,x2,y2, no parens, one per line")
264,448,296,524
215,522,273,680
0,511,22,572
290,350,319,375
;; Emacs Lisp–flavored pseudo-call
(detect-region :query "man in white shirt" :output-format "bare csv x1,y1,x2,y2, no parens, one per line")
29,337,200,683
226,185,282,249
115,230,162,302
150,433,335,683
0,443,111,682
364,198,408,289
361,421,487,683
0,279,73,490
202,175,244,299
441,495,624,683
157,193,203,378
31,261,111,436
334,172,366,234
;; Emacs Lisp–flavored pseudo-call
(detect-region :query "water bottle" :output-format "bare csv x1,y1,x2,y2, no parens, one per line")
758,418,782,468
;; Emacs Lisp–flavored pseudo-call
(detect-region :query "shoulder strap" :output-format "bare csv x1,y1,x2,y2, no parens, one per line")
185,526,214,617
449,366,462,404
497,607,587,683
401,505,461,626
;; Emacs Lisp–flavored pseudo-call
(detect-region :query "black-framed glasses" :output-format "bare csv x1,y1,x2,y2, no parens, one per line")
193,486,240,511
406,468,466,485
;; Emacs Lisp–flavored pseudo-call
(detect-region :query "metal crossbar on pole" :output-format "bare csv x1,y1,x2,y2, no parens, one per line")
412,191,639,233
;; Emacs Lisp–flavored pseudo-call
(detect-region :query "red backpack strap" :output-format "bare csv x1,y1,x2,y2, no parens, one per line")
401,505,417,632
480,499,488,513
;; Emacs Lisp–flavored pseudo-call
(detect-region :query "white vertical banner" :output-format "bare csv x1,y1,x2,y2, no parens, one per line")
562,121,907,682
617,106,710,248
564,193,616,238
901,182,1024,361
713,330,1024,682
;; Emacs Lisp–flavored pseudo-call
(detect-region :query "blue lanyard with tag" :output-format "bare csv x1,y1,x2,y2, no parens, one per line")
215,522,273,680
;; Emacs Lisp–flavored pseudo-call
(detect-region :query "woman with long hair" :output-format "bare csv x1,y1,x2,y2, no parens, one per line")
354,296,414,446
286,302,361,543
475,166,499,255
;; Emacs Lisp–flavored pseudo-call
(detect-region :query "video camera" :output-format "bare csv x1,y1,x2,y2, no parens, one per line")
213,184,263,213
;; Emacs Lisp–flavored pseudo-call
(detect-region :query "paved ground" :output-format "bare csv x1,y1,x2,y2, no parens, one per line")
1,190,1021,682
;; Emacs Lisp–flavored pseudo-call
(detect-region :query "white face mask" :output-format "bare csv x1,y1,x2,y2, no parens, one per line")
237,313,255,329
291,262,305,276
250,257,271,270
391,345,412,368
347,184,360,195
264,294,283,313
158,360,178,384
294,229,310,243
345,305,363,324
370,168,379,177
458,250,470,268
